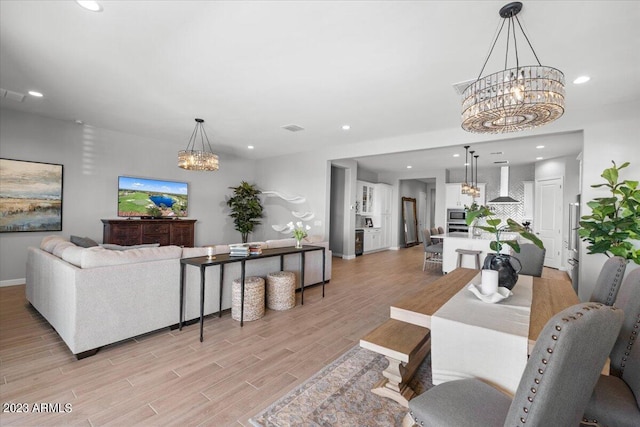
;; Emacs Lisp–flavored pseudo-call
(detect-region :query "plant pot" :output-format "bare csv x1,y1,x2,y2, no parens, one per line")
483,253,522,290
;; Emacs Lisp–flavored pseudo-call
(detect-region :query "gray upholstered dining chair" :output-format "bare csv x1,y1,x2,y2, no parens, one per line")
511,243,546,277
407,302,623,427
589,256,627,305
422,229,443,271
430,227,441,244
582,268,640,427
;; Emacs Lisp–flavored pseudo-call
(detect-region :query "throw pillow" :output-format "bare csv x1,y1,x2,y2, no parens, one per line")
70,235,99,248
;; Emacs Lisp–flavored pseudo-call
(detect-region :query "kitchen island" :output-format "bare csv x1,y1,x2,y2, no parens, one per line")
433,232,516,273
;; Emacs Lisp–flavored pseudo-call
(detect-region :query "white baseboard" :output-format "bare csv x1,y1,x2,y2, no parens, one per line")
1,278,25,287
342,254,356,260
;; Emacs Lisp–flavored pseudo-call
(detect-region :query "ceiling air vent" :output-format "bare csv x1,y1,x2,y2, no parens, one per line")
493,160,509,164
281,124,305,132
0,88,26,102
452,78,476,95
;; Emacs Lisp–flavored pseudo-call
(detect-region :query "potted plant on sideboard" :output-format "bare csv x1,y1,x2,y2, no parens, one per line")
226,181,264,243
579,161,640,265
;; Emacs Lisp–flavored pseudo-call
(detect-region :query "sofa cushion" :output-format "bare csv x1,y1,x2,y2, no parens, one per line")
53,241,76,258
215,244,230,254
100,243,160,251
70,235,99,248
266,238,297,249
41,235,67,253
61,245,85,267
80,245,183,269
181,247,209,258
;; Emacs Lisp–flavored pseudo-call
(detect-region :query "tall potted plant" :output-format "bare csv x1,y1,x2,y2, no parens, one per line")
226,181,264,243
466,205,544,289
579,161,640,265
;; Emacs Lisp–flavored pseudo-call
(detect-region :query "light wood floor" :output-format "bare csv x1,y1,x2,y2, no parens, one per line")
0,246,570,426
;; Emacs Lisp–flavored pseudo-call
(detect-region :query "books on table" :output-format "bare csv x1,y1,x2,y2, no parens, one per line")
228,243,263,256
229,244,249,257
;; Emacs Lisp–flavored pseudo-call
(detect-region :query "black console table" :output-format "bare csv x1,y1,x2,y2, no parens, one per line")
179,245,326,341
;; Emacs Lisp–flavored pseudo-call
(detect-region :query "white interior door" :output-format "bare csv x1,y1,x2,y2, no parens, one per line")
535,177,563,269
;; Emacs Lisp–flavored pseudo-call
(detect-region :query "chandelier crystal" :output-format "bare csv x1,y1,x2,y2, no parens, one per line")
461,2,565,134
178,118,219,171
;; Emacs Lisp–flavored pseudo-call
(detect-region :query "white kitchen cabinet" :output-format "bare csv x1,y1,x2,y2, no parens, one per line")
380,214,391,248
363,228,382,253
375,183,392,215
357,180,375,215
446,183,486,209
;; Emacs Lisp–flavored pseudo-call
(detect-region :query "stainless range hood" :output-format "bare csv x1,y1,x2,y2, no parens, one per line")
488,166,520,204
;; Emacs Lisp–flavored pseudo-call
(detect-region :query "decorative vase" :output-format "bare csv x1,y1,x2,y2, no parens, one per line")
482,253,522,290
295,238,303,249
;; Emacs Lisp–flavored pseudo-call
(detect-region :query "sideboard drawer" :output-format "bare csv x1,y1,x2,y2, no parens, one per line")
142,223,170,235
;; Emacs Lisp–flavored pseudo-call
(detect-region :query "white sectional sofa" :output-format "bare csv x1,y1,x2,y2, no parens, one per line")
26,236,331,359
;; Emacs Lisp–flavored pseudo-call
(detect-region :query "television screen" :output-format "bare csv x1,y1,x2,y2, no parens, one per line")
118,176,188,218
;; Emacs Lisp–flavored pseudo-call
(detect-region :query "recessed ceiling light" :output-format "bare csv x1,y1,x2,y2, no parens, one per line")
573,76,590,84
536,145,545,149
247,145,254,150
536,157,544,160
76,1,103,12
406,165,412,169
74,119,84,125
342,125,351,131
28,91,43,97
453,153,460,158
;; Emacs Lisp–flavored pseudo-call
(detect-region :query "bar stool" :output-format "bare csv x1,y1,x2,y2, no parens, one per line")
455,249,482,270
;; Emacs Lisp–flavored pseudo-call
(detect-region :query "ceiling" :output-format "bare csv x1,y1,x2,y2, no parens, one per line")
1,1,638,172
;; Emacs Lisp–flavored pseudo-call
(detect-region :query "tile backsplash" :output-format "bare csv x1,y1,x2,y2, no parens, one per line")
448,164,534,225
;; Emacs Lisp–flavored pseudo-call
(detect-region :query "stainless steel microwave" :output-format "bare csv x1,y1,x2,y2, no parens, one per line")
448,210,466,221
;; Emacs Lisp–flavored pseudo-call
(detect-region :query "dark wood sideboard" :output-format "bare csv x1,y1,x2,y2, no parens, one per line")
101,219,196,247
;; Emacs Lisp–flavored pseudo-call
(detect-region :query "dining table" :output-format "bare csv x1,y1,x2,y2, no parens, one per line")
390,268,580,396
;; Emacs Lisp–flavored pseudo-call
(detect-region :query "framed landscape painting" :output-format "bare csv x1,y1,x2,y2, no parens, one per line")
0,158,63,232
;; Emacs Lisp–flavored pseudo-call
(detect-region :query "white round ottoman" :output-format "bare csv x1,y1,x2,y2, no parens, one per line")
231,276,265,322
266,271,296,311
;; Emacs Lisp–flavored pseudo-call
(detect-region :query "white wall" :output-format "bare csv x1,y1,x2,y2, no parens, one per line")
3,99,639,292
254,153,330,242
0,109,255,283
579,103,640,300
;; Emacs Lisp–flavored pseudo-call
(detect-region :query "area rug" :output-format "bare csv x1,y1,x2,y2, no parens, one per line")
249,345,433,427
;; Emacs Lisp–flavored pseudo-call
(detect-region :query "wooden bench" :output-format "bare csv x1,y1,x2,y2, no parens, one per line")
359,318,431,407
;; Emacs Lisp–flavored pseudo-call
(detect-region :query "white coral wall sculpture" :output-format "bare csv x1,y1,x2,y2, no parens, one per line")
264,190,314,234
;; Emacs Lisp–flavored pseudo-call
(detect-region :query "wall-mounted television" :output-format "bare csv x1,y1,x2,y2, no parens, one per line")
118,176,188,218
